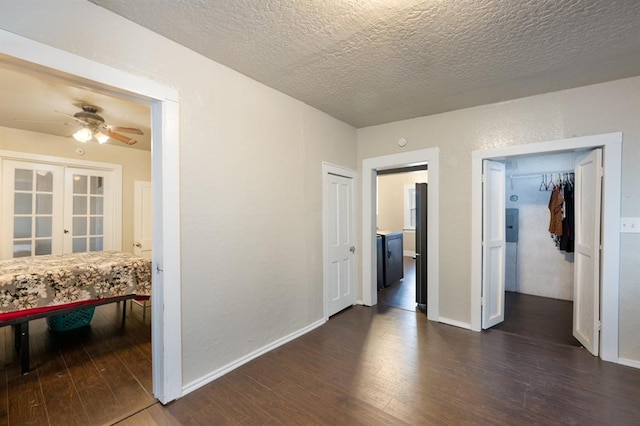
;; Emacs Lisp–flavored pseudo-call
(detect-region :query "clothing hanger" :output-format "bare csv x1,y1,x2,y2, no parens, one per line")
539,174,547,191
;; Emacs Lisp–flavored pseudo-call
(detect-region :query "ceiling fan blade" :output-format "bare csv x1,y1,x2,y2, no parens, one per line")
13,119,73,125
107,131,138,145
108,126,143,135
54,110,89,125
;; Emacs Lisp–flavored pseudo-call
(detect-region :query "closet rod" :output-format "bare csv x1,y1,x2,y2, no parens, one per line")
509,170,575,179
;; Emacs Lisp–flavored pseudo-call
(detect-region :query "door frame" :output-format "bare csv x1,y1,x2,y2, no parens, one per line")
322,162,357,320
471,132,622,363
0,30,183,402
361,148,440,321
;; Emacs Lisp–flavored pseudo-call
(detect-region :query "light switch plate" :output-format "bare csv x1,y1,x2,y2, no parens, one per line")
621,217,640,233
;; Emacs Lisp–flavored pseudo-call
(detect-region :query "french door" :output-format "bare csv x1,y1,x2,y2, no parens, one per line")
1,159,116,259
64,168,114,254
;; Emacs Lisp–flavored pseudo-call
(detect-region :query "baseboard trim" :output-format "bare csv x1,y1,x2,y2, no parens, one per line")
618,357,640,369
438,317,472,330
182,318,326,396
403,250,415,257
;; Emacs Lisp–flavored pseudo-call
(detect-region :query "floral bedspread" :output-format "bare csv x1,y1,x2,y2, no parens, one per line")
0,251,152,313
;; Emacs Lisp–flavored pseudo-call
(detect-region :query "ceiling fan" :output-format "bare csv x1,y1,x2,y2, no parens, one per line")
56,104,143,145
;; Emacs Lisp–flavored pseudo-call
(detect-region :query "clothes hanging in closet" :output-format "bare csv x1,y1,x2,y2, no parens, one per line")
547,175,575,253
548,186,564,235
559,183,574,253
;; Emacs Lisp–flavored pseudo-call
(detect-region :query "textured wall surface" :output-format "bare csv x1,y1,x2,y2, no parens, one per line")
90,0,640,127
0,2,357,385
358,76,640,362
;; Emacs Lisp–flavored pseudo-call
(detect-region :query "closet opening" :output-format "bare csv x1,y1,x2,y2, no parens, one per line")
472,132,622,363
490,152,583,347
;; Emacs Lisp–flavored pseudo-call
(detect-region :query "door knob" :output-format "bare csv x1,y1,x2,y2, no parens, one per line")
134,242,142,248
349,246,356,253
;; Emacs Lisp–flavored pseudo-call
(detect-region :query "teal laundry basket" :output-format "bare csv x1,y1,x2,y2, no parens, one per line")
46,307,95,331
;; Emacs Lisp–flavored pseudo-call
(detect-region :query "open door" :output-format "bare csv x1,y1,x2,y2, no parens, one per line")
573,149,602,355
482,160,506,329
415,183,428,310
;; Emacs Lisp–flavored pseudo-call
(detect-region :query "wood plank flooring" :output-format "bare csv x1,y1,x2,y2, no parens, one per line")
122,305,640,425
378,257,417,312
492,291,581,347
0,302,155,425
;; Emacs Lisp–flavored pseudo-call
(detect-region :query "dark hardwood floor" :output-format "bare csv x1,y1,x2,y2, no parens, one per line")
0,302,155,425
121,305,640,425
4,289,638,425
378,257,417,312
492,291,581,347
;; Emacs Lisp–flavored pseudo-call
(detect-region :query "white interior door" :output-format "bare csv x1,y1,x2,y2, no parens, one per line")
573,148,602,356
63,168,115,253
327,173,356,316
1,160,64,259
134,180,153,259
482,160,506,329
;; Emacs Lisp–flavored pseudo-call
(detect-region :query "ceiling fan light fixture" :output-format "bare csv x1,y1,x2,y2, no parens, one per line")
95,131,110,144
72,127,93,142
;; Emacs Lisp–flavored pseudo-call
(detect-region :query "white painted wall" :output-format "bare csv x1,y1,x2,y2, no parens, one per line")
0,2,357,386
357,77,640,363
0,126,150,253
505,153,577,300
377,171,428,254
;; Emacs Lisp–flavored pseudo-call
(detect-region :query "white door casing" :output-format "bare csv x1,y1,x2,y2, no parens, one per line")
573,148,603,356
323,163,357,318
481,160,506,329
361,148,440,322
0,30,182,403
134,181,153,259
471,133,621,364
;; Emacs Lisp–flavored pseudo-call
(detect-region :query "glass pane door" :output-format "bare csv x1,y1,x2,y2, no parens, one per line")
1,160,64,259
64,168,114,253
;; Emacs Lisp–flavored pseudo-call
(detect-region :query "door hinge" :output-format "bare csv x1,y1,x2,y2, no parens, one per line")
481,174,485,183
597,320,601,331
480,297,485,306
599,167,604,178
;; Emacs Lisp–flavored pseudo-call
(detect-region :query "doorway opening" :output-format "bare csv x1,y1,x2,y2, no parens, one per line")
376,167,427,312
471,133,622,362
361,147,440,322
0,30,182,403
487,151,584,347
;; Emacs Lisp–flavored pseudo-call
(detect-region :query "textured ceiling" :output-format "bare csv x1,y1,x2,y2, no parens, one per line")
89,0,640,128
0,59,151,151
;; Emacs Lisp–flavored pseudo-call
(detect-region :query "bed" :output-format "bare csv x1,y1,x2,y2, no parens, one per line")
0,251,152,374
